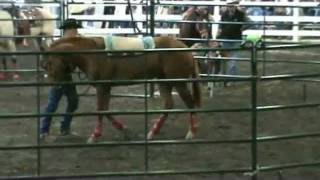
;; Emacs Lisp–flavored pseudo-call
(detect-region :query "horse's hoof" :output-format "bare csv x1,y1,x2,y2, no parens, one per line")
185,131,195,140
87,135,98,143
12,73,21,81
147,131,154,140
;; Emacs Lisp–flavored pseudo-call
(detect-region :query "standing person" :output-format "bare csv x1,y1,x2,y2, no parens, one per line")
40,19,82,138
217,0,250,76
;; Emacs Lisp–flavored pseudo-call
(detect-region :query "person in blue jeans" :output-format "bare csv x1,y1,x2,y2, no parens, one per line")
218,0,250,76
40,19,82,138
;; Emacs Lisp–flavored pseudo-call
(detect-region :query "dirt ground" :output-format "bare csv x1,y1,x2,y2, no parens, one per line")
1,44,320,180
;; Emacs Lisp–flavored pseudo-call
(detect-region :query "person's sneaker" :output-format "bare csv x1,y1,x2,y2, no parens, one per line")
39,132,49,139
60,130,79,137
60,129,70,136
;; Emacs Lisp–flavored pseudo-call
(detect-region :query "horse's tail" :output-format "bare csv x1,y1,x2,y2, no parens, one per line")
191,55,202,108
174,37,202,107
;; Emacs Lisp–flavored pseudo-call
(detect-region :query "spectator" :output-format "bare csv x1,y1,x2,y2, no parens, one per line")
246,0,264,29
40,19,82,138
273,7,292,30
217,0,250,76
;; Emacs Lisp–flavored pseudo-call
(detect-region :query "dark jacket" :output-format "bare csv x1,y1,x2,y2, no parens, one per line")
218,8,247,40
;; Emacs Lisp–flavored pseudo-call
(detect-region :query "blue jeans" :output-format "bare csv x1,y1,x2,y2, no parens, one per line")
40,85,79,134
221,41,241,75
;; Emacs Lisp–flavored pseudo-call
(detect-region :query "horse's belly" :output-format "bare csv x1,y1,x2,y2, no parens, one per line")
108,54,161,79
114,66,159,80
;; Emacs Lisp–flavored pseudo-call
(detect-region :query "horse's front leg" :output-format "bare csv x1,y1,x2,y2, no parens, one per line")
147,84,173,140
87,86,110,143
175,84,199,140
88,86,127,143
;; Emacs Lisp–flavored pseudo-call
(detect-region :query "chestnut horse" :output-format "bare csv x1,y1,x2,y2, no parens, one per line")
180,7,226,92
43,36,202,143
179,6,213,47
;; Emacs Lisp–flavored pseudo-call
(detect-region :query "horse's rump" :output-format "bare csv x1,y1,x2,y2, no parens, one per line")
0,10,14,36
0,10,15,51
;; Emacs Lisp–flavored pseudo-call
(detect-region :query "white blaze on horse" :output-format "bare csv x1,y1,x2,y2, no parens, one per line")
42,36,202,143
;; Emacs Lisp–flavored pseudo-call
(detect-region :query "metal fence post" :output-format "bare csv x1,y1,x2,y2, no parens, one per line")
250,41,259,180
149,0,155,98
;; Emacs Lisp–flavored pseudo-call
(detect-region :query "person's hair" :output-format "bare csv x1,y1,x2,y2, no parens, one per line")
59,19,83,30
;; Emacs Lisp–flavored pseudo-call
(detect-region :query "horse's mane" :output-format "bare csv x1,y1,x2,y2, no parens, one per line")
50,37,98,50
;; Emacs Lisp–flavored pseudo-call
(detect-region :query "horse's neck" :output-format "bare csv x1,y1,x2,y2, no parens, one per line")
72,47,99,75
60,38,102,75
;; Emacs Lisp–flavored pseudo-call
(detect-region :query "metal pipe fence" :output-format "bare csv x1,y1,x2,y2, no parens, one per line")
1,41,320,179
1,1,320,179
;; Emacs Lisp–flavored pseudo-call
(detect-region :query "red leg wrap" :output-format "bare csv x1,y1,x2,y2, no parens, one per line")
151,115,167,135
190,113,198,134
93,118,103,137
112,120,125,130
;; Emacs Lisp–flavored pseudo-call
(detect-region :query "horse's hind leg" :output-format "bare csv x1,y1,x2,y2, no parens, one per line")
206,57,214,96
88,86,111,142
8,40,20,80
214,59,221,75
175,83,199,140
147,84,173,140
0,57,8,80
10,55,20,80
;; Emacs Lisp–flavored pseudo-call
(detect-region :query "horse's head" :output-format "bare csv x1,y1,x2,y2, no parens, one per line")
41,37,98,82
180,6,212,44
41,43,76,82
3,5,20,18
194,6,212,39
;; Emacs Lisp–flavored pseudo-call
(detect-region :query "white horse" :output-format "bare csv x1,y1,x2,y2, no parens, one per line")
0,9,18,80
19,6,55,49
0,6,55,80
